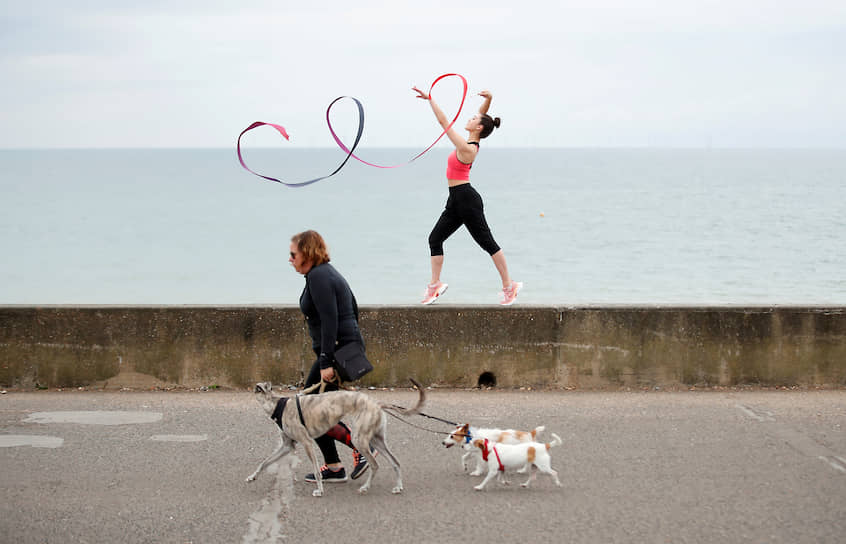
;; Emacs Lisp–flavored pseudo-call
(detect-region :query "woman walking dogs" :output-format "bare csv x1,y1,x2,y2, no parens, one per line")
289,230,371,483
412,86,523,305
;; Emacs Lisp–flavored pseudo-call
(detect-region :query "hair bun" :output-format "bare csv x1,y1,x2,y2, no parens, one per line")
493,117,501,128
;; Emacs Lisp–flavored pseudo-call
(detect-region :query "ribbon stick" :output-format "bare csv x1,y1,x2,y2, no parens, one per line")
236,96,364,187
327,73,467,169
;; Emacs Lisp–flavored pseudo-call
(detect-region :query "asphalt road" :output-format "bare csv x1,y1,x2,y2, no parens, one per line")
2,387,845,544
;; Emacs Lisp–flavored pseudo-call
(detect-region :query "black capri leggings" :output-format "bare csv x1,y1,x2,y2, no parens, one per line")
429,183,501,256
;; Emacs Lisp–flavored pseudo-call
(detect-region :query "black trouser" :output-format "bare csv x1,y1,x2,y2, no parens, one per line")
305,359,353,465
429,183,501,256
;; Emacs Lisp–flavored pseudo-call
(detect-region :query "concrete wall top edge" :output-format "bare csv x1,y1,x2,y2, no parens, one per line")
1,304,844,312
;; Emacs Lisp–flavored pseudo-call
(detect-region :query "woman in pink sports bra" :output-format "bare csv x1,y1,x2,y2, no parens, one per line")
412,85,523,306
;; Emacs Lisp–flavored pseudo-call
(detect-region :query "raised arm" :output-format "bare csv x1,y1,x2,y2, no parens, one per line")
478,90,492,115
413,86,477,155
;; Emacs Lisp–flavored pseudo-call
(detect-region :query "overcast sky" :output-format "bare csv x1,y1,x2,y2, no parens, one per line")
2,1,845,148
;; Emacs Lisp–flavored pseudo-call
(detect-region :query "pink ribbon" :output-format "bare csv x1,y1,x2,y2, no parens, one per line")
236,73,468,185
327,73,468,168
236,97,364,187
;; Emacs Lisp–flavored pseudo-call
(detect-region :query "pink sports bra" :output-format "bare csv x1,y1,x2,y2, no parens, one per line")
445,142,479,181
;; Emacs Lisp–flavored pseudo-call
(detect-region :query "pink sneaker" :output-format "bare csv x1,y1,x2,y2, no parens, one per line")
421,282,448,305
499,281,523,306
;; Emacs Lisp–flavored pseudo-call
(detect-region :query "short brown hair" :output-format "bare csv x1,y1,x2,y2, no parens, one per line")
291,230,330,266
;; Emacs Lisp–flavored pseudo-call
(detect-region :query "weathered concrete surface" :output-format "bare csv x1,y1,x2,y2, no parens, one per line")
1,389,845,543
1,306,845,389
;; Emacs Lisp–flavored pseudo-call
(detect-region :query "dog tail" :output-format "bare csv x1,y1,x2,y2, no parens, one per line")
547,433,562,449
403,377,426,415
379,378,426,416
531,425,545,440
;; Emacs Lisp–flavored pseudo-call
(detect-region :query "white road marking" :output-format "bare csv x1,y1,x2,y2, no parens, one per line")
737,404,845,476
736,404,775,422
0,435,64,448
24,411,163,425
243,456,299,544
149,434,208,442
819,456,846,474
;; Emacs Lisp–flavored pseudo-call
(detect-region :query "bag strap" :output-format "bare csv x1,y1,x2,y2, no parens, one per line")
352,293,359,322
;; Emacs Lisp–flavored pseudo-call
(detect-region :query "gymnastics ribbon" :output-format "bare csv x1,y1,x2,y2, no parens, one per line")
235,96,364,187
236,73,467,185
326,73,468,168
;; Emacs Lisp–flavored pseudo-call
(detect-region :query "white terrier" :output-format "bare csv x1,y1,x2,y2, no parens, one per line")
442,423,545,476
466,433,563,491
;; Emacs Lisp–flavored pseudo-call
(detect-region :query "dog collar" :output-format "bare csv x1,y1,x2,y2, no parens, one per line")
271,397,289,430
464,431,472,444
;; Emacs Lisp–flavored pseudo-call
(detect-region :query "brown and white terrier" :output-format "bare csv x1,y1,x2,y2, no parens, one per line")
442,423,545,476
466,433,563,491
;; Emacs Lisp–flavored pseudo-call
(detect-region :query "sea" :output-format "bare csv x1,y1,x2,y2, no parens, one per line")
1,147,844,306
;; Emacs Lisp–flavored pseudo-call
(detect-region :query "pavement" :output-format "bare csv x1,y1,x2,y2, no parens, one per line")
1,387,845,544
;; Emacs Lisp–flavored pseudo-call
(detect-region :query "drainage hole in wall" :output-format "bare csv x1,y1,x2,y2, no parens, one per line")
477,371,497,388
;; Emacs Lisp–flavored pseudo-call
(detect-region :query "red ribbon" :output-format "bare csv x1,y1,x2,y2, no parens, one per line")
236,73,468,186
327,73,468,169
236,97,364,187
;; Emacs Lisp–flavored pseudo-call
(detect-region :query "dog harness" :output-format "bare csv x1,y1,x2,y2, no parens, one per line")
295,395,307,429
481,439,505,472
270,397,289,430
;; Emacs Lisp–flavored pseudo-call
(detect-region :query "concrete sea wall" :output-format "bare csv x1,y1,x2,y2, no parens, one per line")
1,306,845,389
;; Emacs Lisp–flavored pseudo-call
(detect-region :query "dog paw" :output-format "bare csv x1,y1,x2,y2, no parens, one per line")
469,470,483,477
312,489,323,497
392,486,403,494
358,485,370,495
520,483,530,488
245,474,257,482
474,485,485,491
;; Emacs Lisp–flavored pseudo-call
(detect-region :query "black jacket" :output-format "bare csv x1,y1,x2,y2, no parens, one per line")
300,263,363,369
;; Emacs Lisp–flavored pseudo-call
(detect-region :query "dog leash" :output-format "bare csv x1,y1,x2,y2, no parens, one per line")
385,404,459,427
381,408,455,436
417,411,459,427
299,377,343,395
298,380,459,433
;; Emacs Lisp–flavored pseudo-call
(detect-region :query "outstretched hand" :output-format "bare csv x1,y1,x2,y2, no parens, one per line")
478,90,492,100
412,86,430,100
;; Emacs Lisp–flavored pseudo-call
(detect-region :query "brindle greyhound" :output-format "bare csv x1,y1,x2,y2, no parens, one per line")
248,378,425,497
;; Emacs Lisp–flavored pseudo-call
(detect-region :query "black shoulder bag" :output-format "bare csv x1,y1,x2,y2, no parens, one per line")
333,294,373,382
334,341,373,382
